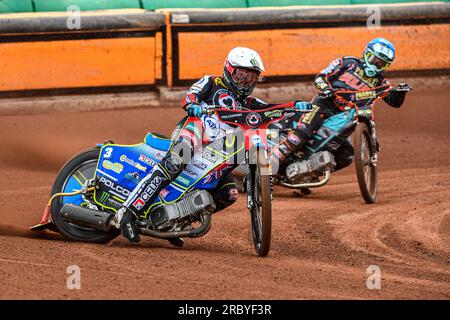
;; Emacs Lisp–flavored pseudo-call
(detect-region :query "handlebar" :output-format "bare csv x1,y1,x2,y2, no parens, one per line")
201,106,304,116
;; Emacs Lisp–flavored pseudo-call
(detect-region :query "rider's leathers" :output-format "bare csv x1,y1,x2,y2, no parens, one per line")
271,56,408,170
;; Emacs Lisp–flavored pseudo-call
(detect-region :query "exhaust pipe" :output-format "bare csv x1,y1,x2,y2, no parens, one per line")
60,204,114,232
138,213,212,239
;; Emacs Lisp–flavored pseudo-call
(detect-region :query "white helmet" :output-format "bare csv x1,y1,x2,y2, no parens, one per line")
223,47,265,99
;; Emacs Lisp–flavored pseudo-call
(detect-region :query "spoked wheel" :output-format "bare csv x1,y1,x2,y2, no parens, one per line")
249,152,272,257
51,148,120,243
354,122,378,203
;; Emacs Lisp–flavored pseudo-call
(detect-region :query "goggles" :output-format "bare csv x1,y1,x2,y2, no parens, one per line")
232,68,259,86
365,51,391,71
226,61,260,86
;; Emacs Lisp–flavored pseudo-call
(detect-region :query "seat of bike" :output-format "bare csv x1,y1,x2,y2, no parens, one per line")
144,132,171,151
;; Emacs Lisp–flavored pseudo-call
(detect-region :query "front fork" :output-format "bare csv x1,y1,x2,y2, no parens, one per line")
245,147,272,210
369,120,379,166
245,150,255,210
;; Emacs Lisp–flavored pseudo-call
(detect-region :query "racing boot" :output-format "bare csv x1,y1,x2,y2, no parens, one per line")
117,207,140,243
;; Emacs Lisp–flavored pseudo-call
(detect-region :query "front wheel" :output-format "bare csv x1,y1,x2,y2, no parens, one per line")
354,123,378,203
248,152,272,257
50,148,120,243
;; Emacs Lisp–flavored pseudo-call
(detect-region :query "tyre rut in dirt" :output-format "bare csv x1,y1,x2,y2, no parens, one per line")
354,123,378,203
50,148,120,243
250,153,272,257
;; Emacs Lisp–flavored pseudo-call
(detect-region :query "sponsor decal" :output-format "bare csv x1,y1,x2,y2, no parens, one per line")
106,198,123,208
205,118,217,130
134,175,167,210
102,160,123,174
183,168,198,178
220,113,242,120
138,154,156,167
177,176,191,186
98,176,130,198
353,67,379,86
133,198,145,211
322,58,340,74
120,155,147,172
301,105,319,125
213,89,239,109
229,188,239,200
214,77,226,88
159,188,169,198
144,176,166,197
202,152,219,163
287,133,301,146
164,156,182,174
192,159,207,170
202,169,224,184
246,112,262,127
125,172,140,184
264,110,282,118
204,116,220,140
98,191,110,203
104,147,113,158
250,58,260,69
355,90,377,100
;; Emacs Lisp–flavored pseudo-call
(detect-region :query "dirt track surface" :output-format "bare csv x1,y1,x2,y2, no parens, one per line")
0,85,449,299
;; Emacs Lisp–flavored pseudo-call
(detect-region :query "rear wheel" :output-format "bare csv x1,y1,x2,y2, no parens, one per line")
50,148,120,243
249,151,272,257
354,123,378,203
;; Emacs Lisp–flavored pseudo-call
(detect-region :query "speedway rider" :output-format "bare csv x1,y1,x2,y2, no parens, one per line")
271,37,412,175
115,47,308,243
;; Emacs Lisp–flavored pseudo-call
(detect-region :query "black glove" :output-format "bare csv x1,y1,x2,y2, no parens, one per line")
396,82,412,92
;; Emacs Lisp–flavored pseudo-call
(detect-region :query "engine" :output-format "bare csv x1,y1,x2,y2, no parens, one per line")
150,189,216,230
285,151,336,183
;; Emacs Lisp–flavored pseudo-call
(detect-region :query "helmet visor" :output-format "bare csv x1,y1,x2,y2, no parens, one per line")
231,68,260,86
365,51,390,71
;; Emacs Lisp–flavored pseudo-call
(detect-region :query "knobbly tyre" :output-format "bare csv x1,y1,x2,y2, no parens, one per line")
30,105,288,257
265,83,411,203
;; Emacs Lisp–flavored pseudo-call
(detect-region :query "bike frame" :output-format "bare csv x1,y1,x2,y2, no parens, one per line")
212,106,286,209
334,84,391,164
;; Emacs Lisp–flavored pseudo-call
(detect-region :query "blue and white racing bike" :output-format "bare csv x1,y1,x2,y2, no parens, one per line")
31,106,290,257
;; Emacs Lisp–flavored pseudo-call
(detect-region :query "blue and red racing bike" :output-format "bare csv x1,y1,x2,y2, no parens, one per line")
31,106,289,257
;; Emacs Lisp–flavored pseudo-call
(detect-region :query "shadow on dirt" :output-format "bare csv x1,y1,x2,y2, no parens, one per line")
0,224,65,241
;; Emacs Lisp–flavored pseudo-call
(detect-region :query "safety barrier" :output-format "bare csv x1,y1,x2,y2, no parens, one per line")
0,2,448,95
1,0,449,13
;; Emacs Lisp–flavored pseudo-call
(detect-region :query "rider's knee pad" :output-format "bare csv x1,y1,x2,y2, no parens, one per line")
159,152,186,180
